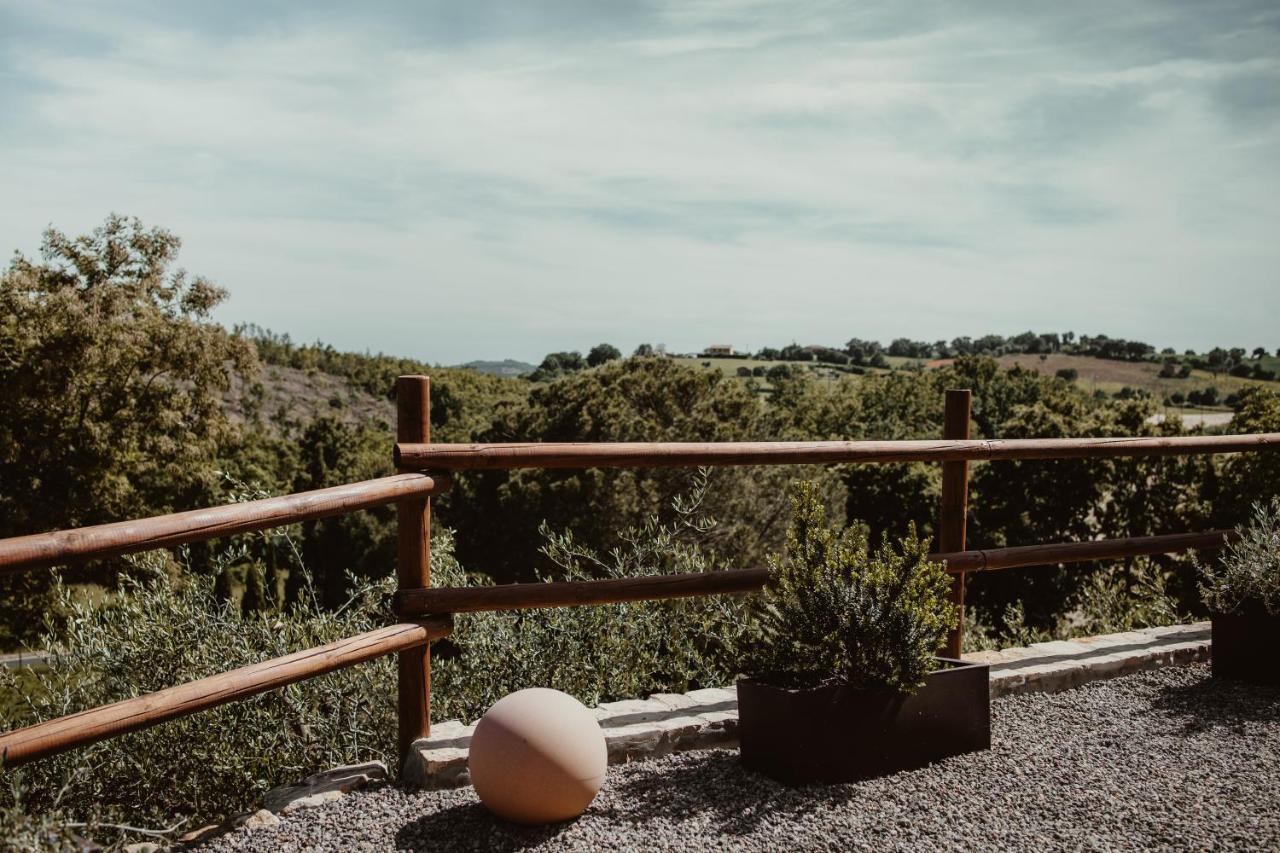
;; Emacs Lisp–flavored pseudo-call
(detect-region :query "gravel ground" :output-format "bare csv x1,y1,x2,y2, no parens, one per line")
201,663,1280,852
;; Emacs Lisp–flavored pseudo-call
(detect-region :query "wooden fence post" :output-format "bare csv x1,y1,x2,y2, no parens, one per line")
940,389,971,659
396,376,432,760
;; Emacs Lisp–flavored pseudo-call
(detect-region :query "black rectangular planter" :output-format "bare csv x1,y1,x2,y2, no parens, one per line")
737,658,990,785
1211,607,1280,684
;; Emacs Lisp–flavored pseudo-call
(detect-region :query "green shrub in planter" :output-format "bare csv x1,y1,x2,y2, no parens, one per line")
1195,497,1280,683
1196,497,1280,617
750,480,956,693
737,481,988,784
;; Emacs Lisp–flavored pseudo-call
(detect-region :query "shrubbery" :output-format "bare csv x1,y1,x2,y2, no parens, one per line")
1196,498,1280,615
749,482,955,693
0,480,755,839
0,545,401,835
434,471,754,717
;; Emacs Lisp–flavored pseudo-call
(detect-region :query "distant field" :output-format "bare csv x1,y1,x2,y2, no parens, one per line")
672,355,891,376
672,351,1274,411
671,355,880,393
1148,410,1234,428
993,354,1271,409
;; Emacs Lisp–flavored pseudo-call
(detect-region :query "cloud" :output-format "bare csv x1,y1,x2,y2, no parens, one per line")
1,0,1277,361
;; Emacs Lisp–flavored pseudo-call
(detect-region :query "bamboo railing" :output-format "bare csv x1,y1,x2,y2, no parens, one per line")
0,376,1275,773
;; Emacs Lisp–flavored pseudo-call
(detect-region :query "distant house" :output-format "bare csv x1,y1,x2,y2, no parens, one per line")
704,344,734,356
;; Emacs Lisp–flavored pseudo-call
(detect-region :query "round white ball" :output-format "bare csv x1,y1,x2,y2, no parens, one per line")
468,687,607,824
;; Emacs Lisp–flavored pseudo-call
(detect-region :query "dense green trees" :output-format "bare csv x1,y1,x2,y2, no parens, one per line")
3,216,1277,651
0,215,255,538
587,343,622,366
443,356,835,582
0,216,256,645
1216,387,1280,524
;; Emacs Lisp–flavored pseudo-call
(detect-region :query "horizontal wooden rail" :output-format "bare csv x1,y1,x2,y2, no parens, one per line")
393,529,1234,617
393,568,771,616
0,474,451,576
935,529,1235,574
0,618,452,769
395,433,1280,471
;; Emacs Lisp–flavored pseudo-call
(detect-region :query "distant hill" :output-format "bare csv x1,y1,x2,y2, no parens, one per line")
458,359,536,377
223,363,394,436
228,328,532,442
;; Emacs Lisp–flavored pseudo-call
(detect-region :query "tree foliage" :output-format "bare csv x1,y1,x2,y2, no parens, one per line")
586,343,622,367
1216,387,1280,523
434,472,755,720
0,215,256,645
0,214,255,536
447,357,841,582
0,548,401,833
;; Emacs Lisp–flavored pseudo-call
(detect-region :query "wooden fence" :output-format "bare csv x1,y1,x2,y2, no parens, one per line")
0,375,1276,771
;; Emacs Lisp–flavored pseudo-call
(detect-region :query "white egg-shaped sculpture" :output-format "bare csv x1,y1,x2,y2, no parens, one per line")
468,687,607,825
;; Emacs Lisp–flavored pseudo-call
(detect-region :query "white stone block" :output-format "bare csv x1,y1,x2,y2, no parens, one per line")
280,790,344,814
1027,640,1086,657
684,687,737,707
962,650,1006,665
989,646,1042,662
424,719,475,746
264,760,386,813
649,691,702,711
596,698,670,724
1140,623,1209,639
1107,631,1154,645
1068,633,1130,650
605,722,669,760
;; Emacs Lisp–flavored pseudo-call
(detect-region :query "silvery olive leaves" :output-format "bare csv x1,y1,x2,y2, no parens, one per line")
1196,497,1280,616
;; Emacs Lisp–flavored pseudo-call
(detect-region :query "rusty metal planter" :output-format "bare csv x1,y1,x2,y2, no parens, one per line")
1211,605,1280,684
737,658,990,785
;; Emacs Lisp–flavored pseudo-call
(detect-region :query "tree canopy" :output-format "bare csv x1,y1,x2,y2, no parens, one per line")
0,214,255,536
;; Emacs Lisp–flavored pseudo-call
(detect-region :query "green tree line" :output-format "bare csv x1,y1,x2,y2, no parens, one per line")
3,216,1278,649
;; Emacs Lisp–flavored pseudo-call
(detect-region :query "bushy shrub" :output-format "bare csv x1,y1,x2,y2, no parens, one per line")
1071,557,1185,634
0,549,401,834
964,558,1184,652
1196,498,1280,615
0,476,756,837
432,470,755,719
748,481,956,693
962,601,1053,652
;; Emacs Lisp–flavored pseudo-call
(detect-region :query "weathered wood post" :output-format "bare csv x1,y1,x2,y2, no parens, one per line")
940,388,971,659
396,375,432,760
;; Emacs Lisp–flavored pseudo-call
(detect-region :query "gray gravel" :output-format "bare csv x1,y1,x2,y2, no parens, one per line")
201,663,1280,852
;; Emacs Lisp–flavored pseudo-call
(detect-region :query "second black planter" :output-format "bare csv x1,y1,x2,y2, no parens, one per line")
1211,605,1280,684
737,658,990,785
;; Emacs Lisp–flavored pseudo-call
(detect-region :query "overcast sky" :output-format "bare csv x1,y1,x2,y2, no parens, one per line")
2,1,1277,363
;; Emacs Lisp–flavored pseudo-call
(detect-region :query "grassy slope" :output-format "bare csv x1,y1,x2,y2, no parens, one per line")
994,353,1271,409
224,364,394,435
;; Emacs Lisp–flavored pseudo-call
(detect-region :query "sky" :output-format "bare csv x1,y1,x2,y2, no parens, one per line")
2,1,1278,364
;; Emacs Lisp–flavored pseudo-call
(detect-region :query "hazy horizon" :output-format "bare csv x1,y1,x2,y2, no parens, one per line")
3,1,1278,364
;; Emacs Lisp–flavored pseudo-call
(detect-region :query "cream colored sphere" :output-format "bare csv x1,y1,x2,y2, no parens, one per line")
468,688,607,825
